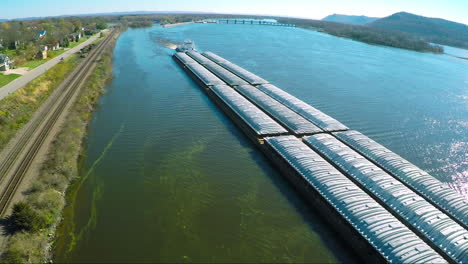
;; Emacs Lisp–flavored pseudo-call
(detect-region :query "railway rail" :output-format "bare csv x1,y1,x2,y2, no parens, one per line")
0,29,116,217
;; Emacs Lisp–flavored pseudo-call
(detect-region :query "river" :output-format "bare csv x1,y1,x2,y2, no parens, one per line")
53,23,468,263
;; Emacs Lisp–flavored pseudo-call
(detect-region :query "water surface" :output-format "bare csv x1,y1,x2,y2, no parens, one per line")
54,24,468,263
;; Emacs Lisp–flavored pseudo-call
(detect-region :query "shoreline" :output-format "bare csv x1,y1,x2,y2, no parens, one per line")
0,29,122,263
162,21,194,28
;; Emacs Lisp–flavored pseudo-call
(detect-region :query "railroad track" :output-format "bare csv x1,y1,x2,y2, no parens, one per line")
0,29,117,217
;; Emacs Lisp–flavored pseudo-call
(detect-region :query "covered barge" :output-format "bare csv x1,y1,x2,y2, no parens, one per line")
172,50,468,263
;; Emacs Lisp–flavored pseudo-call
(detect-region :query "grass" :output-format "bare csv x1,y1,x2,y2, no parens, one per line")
0,30,120,264
0,55,81,151
68,37,89,49
20,48,72,69
20,60,45,69
20,49,67,69
3,49,17,58
0,74,21,88
91,34,106,45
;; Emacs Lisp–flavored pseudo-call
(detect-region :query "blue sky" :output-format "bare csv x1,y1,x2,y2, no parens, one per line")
3,0,468,24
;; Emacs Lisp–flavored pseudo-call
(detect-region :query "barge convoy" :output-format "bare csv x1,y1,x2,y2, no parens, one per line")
172,50,468,263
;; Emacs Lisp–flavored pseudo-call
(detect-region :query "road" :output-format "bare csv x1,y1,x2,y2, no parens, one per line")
0,32,102,101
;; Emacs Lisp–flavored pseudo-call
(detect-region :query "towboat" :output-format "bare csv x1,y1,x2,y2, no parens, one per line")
176,40,196,52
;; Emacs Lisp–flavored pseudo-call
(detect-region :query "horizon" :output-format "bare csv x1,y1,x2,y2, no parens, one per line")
2,0,468,25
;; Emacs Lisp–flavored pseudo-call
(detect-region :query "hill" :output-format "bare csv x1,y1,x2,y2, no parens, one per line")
278,17,443,53
369,12,468,49
322,14,379,25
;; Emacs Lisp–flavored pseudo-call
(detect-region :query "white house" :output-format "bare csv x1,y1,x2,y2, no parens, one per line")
0,54,12,71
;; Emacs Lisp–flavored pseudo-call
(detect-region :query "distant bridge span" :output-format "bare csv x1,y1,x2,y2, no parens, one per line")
216,19,296,27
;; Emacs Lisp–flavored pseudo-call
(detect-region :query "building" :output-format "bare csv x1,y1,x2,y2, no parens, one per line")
69,32,82,42
37,30,47,39
49,43,60,51
37,45,48,59
0,54,12,71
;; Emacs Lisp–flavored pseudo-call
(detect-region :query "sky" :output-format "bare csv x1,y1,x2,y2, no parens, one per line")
2,0,468,24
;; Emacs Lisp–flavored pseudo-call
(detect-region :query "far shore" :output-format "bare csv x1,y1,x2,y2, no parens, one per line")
162,21,194,28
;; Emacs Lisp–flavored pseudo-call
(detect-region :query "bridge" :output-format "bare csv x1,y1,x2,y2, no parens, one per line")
173,50,468,264
216,19,296,27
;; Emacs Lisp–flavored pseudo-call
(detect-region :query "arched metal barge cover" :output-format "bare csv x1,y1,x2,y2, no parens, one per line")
201,51,229,64
235,85,322,135
209,85,288,136
201,52,269,85
186,51,214,65
265,136,445,264
256,84,348,132
334,130,468,230
304,134,468,264
174,52,198,65
202,62,249,86
185,63,226,87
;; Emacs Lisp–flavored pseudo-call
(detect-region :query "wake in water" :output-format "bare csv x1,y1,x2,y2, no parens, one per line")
154,36,178,50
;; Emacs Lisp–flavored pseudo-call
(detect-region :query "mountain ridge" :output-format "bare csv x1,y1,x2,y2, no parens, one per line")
369,12,468,49
322,14,379,25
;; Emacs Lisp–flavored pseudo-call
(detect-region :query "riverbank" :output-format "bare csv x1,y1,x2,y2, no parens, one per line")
0,30,120,263
162,21,194,28
0,56,81,151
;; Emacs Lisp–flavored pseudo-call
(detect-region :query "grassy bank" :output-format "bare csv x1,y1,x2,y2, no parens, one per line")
0,31,119,264
0,56,81,151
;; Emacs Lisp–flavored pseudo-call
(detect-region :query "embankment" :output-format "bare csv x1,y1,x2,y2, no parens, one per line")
0,30,122,263
0,57,81,151
162,21,194,28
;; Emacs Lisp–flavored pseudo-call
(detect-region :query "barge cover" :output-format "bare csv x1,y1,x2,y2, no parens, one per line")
174,52,198,65
257,84,348,132
202,62,249,86
235,85,322,135
186,51,214,65
210,85,288,136
305,134,468,263
334,130,468,230
201,52,269,85
185,63,226,87
266,136,445,264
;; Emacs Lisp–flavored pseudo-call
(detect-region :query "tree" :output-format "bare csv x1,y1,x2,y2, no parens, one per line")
96,22,108,30
72,19,82,33
10,202,47,232
61,37,70,48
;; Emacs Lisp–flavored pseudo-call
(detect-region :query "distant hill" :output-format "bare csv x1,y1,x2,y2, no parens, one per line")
1,11,212,21
322,14,379,25
279,17,443,53
369,12,468,49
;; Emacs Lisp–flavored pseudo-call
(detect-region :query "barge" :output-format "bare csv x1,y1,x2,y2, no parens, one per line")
172,49,468,263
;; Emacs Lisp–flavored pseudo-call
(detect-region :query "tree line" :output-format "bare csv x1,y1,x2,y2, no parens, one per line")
0,17,108,64
277,17,444,53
